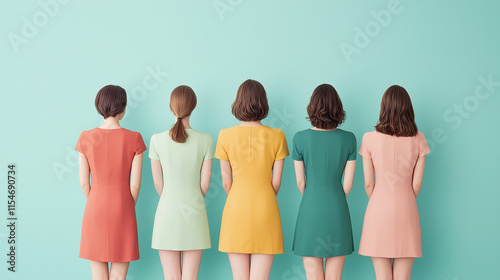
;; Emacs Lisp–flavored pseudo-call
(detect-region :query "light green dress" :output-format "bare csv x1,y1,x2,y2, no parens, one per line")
149,128,214,250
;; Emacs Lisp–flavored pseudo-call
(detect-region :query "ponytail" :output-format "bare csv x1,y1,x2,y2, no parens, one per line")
169,85,197,143
170,116,189,143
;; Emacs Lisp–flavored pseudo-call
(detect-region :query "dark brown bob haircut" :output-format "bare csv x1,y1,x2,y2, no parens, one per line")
231,79,269,121
375,85,418,137
306,84,346,129
95,85,127,119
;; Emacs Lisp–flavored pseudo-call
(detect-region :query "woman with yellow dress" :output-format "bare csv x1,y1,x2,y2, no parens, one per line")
215,79,289,280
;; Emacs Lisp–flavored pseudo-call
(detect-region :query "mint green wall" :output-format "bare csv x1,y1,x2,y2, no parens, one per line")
1,0,499,279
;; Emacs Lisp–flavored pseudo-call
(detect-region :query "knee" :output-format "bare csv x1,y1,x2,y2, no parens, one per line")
393,271,411,280
109,274,126,280
326,272,343,280
232,276,249,280
375,273,393,280
232,272,250,280
181,272,198,280
164,273,181,280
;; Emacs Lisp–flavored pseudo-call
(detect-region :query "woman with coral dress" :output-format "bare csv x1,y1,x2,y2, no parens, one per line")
358,85,430,280
76,85,146,280
215,79,289,280
149,85,214,280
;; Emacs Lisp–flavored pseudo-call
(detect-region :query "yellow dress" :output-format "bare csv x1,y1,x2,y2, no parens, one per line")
215,125,289,254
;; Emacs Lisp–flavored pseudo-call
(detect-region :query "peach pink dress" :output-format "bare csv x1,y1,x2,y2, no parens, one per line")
358,131,430,258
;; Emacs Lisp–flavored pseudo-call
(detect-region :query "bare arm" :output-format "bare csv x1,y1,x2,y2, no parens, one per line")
343,160,356,196
412,156,426,197
78,152,91,198
130,153,143,205
200,159,213,197
271,159,285,195
294,160,306,195
362,157,375,199
220,160,232,195
151,159,163,196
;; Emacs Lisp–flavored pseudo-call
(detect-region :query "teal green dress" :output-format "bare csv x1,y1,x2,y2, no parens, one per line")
292,128,356,257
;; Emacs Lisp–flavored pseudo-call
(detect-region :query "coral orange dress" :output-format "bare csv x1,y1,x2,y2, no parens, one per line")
75,128,146,262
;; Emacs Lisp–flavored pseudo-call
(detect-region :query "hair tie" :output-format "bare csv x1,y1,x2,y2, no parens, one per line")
177,117,182,120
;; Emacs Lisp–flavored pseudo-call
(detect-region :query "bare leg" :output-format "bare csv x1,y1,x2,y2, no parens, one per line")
302,257,325,280
159,250,182,280
90,261,109,280
228,253,250,280
109,262,129,280
372,257,393,280
181,250,203,280
325,256,346,280
392,258,414,280
249,254,274,280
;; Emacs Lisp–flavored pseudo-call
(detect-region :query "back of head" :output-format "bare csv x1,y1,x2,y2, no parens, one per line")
169,85,197,143
375,85,418,137
231,79,269,121
95,85,127,119
307,84,345,129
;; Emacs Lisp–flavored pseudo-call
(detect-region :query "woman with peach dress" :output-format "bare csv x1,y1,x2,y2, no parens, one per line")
358,85,430,280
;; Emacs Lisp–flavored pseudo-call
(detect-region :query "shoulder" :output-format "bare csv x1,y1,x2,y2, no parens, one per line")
218,126,243,138
191,129,214,142
78,129,89,136
360,131,378,145
292,128,310,140
120,128,142,137
362,131,377,139
216,127,229,138
80,127,99,135
219,126,234,134
415,131,427,141
337,128,356,138
267,126,286,137
151,130,170,142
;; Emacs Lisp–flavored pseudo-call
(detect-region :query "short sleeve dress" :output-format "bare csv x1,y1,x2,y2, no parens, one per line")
291,128,357,257
149,128,214,250
75,127,147,262
358,131,430,258
215,125,289,254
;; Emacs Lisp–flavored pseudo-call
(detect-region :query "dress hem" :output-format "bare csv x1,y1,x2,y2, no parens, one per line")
358,252,422,258
79,255,140,263
152,246,211,251
219,248,284,255
293,250,354,258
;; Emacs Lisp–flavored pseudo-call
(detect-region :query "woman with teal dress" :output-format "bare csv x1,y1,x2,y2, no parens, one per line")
292,84,357,280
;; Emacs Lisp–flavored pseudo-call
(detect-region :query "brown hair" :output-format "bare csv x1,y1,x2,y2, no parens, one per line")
231,79,269,121
95,85,127,118
375,85,418,137
169,85,197,143
306,84,346,129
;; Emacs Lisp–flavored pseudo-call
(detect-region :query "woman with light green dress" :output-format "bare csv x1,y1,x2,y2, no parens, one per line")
149,85,214,280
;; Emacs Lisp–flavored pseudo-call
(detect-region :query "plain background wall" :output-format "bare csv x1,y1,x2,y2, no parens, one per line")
1,0,499,279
